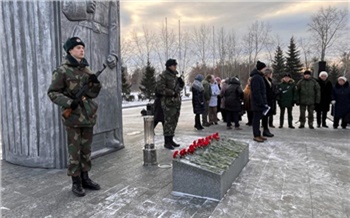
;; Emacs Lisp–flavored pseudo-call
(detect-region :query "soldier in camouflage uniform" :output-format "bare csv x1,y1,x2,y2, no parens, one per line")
47,37,101,197
156,59,185,149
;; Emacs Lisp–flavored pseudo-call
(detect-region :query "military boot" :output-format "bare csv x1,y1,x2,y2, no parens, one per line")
170,136,180,147
81,171,101,190
72,176,85,197
164,136,174,150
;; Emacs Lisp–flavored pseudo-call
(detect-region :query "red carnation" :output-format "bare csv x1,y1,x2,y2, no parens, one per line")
179,148,187,157
173,150,179,158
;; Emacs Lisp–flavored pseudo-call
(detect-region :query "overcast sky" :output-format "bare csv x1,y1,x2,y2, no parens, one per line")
120,1,349,48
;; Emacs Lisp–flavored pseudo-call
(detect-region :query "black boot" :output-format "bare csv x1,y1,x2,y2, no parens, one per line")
194,115,203,130
164,136,174,150
263,128,274,137
81,171,101,190
72,176,85,197
170,136,180,147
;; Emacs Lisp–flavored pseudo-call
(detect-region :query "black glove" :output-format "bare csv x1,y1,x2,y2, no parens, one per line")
70,99,80,110
173,92,178,98
178,77,185,86
89,74,99,83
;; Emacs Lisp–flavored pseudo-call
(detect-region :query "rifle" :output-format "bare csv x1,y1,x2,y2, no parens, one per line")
63,64,107,119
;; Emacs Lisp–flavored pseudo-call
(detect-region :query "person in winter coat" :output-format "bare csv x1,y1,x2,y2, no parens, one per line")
315,71,333,128
209,76,221,125
276,73,296,128
261,68,275,137
222,77,243,130
295,70,321,129
250,61,269,143
47,37,102,197
202,75,212,126
220,79,229,122
191,74,205,130
156,58,185,149
216,77,222,121
332,76,350,129
243,77,253,126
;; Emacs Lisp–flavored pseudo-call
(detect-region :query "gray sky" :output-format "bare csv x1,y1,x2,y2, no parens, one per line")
120,1,348,47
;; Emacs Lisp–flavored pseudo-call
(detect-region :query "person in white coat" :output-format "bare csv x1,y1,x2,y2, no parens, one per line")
209,75,221,125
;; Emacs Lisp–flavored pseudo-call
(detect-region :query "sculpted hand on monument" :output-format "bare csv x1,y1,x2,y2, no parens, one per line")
106,53,118,69
87,1,96,13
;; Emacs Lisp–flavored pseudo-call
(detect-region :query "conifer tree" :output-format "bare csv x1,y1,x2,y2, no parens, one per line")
121,66,131,96
272,46,286,82
285,37,303,82
328,63,341,85
139,61,156,101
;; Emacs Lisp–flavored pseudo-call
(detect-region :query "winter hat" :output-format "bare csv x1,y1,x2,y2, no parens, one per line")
165,59,177,67
303,70,312,75
256,61,266,71
319,71,328,78
63,37,85,53
283,73,291,78
195,74,204,82
338,76,347,82
215,77,222,83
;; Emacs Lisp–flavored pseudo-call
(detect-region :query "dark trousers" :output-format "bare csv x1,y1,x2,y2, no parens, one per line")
316,110,328,126
226,111,240,127
246,111,253,124
280,107,293,127
194,114,202,128
221,109,227,122
334,117,347,128
268,114,274,126
66,126,93,177
262,115,268,129
252,111,263,137
202,101,209,124
299,105,315,127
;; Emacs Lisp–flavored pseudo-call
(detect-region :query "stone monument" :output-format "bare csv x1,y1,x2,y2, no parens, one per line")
0,1,123,168
172,136,249,200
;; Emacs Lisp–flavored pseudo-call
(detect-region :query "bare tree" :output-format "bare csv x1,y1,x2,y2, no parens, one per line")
226,30,243,78
178,31,194,81
120,36,134,66
298,37,314,69
154,18,178,72
130,25,156,68
191,24,211,69
308,6,348,61
243,21,271,72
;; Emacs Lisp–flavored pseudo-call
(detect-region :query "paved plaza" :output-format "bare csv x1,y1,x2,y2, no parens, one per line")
1,100,349,218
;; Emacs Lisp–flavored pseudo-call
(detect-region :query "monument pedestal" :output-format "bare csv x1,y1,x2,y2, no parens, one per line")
172,138,249,201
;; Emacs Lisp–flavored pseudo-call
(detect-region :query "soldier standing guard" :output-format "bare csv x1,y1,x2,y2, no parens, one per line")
156,59,185,150
48,37,101,197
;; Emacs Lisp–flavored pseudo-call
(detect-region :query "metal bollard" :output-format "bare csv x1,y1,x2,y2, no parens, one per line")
143,115,158,166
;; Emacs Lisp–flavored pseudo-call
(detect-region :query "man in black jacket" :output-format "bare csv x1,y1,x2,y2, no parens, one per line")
250,61,269,142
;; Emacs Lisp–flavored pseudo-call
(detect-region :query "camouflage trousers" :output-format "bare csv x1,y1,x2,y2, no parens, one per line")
65,126,93,176
161,101,181,136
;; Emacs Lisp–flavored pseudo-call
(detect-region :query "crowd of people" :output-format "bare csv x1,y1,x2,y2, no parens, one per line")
190,61,350,143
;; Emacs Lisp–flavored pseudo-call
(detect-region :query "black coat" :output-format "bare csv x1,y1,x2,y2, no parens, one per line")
263,77,276,115
315,78,333,112
250,69,267,112
191,85,205,115
223,78,243,112
153,96,164,123
332,81,350,118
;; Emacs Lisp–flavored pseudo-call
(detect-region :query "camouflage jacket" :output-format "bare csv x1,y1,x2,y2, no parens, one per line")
156,69,184,107
47,57,102,127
